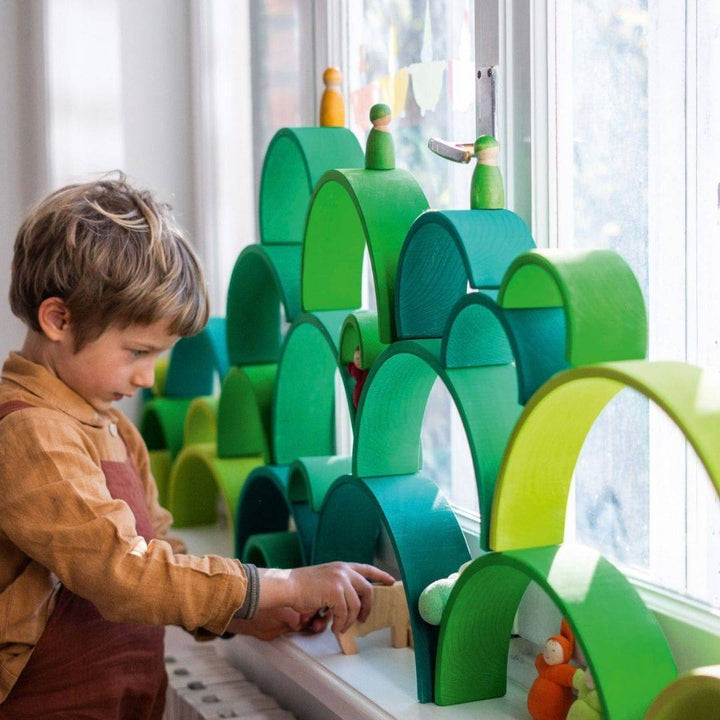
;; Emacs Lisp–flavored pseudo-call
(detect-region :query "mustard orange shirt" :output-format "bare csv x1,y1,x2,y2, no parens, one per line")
0,353,248,702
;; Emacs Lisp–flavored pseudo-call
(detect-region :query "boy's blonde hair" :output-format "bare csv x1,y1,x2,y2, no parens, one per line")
11,173,209,351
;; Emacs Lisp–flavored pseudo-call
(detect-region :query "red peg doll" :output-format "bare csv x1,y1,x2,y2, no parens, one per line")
348,347,369,408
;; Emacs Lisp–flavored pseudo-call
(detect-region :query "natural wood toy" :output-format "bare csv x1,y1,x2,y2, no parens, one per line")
337,581,412,655
527,619,581,720
567,668,603,720
348,346,370,407
365,103,395,170
470,134,504,209
319,67,345,127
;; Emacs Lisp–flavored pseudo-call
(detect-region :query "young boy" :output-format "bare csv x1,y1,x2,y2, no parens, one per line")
0,175,393,718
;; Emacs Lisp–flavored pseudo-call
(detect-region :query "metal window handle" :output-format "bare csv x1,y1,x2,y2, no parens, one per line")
477,65,497,138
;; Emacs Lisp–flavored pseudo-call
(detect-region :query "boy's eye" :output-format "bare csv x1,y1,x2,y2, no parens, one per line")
130,349,148,358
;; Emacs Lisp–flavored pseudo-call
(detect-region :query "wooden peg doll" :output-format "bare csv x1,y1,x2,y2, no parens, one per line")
365,103,395,170
470,134,505,209
319,67,345,127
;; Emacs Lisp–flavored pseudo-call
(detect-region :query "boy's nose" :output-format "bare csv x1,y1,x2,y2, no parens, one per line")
132,364,155,389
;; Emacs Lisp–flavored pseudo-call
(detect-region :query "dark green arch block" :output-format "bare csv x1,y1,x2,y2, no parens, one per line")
273,311,353,465
235,465,291,559
353,340,521,549
435,544,677,719
313,473,470,703
442,292,568,404
499,248,647,366
226,244,302,365
140,397,194,459
395,210,534,339
287,455,351,563
217,364,276,461
259,127,364,245
241,531,303,569
339,310,388,368
491,361,720,551
302,169,429,343
165,316,229,397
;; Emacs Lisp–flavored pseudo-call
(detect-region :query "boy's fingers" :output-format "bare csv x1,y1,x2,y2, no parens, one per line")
331,596,349,635
348,563,395,586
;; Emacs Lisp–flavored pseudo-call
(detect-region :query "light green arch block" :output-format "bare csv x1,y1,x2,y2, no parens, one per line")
259,127,364,245
302,168,429,343
339,310,388,368
498,249,647,366
435,544,676,719
646,666,720,719
184,396,218,447
353,339,522,550
490,361,720,551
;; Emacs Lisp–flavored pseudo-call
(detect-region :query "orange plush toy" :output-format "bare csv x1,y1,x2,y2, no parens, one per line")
527,619,580,720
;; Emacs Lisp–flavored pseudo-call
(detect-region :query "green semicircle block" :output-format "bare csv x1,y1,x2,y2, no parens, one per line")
435,544,677,718
164,316,229,398
217,364,276,462
235,465,291,559
490,361,720,552
498,249,648,366
302,168,429,343
148,449,172,507
140,397,193,459
152,357,169,398
353,339,521,550
645,666,720,719
183,396,218,447
313,473,470,703
259,127,364,245
273,311,353,465
395,210,534,339
241,531,303,569
167,442,263,529
339,311,388,368
226,244,302,365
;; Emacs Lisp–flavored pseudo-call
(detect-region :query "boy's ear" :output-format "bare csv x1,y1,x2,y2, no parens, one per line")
37,297,72,342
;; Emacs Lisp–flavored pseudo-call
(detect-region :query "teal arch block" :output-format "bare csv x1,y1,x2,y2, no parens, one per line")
313,473,470,703
140,397,194,460
490,361,720,552
259,127,364,245
287,455,351,563
273,311,353,465
353,340,521,550
442,292,568,404
395,210,534,339
164,316,229,398
217,364,276,462
241,531,303,569
339,310,388,368
435,544,677,719
226,244,302,366
498,249,648,366
302,168,429,343
235,465,291,560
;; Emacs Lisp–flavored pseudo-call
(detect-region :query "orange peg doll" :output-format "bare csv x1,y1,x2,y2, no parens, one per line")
319,67,345,127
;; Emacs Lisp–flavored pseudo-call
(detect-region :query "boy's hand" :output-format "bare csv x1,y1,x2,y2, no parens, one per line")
227,607,326,640
258,562,395,635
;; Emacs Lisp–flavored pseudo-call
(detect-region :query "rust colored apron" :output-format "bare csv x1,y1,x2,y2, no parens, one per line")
0,402,167,719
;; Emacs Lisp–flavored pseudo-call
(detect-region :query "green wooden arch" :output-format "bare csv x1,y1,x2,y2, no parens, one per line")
338,310,388,368
395,210,534,339
301,168,428,343
259,127,364,245
645,666,720,719
498,249,647,366
183,396,218,447
313,473,470,703
226,244,302,366
435,544,677,718
140,397,193,460
491,361,720,551
241,531,303,569
272,311,353,465
353,340,521,549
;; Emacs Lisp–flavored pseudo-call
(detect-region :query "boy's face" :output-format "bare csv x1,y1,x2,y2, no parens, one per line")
55,320,178,415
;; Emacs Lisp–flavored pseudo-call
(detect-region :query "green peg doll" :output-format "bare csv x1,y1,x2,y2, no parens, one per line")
470,134,505,209
365,103,395,170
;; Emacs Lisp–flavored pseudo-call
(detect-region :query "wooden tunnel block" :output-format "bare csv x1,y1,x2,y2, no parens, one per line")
435,544,677,720
259,127,364,245
235,465,291,560
184,396,219,447
164,316,229,398
167,442,262,530
302,168,429,344
339,310,388,368
395,209,534,340
226,244,302,366
498,248,648,366
241,531,303,569
490,361,720,553
313,473,470,702
217,364,276,462
645,666,720,719
337,581,412,655
140,397,194,460
272,311,352,465
353,339,521,550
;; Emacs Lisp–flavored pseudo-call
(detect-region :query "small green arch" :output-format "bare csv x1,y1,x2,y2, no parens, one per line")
645,666,720,719
338,310,388,368
241,531,303,569
183,396,218,447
